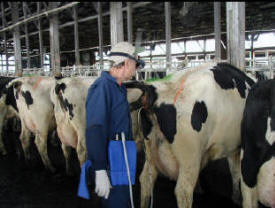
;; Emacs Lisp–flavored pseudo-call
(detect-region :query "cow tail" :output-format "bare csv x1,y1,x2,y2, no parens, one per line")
54,83,66,111
6,79,22,100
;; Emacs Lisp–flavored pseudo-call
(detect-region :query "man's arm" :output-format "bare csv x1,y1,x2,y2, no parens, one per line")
85,82,110,170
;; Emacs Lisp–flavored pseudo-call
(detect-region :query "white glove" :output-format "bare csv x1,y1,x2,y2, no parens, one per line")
95,170,112,199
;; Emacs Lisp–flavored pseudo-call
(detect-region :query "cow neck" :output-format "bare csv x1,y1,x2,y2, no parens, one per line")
173,77,185,105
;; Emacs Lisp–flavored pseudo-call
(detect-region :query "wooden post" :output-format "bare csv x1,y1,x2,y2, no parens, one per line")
12,2,22,76
49,2,61,76
110,2,124,46
97,2,103,70
127,2,133,44
1,2,8,74
37,2,44,68
73,5,80,66
226,2,245,70
214,2,221,61
23,2,30,68
165,2,171,71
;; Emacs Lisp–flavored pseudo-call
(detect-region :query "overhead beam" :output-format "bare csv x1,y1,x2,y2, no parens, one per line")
23,2,30,68
226,2,246,70
165,2,171,71
73,5,80,66
110,2,124,46
127,2,133,43
12,2,22,76
214,2,221,61
6,2,152,41
97,2,103,70
0,2,79,34
49,2,61,76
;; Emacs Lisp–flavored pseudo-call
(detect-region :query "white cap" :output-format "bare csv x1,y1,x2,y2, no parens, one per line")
108,41,145,69
108,42,136,65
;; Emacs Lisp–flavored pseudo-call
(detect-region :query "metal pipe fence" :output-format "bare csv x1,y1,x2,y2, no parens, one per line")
1,57,275,80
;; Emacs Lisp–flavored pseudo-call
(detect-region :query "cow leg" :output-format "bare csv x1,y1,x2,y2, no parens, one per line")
139,160,158,208
76,133,87,166
227,151,242,205
34,133,55,172
174,164,199,208
61,143,72,175
241,176,258,208
19,122,32,160
240,149,258,208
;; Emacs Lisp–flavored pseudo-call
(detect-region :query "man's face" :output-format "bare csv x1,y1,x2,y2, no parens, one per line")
122,59,137,81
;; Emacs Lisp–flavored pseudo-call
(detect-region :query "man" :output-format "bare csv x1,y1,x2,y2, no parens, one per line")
85,41,145,207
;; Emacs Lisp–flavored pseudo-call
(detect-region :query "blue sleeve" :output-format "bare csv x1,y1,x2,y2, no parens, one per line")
85,81,111,170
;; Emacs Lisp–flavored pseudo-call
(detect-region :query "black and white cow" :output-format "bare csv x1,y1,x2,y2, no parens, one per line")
126,62,255,208
51,76,144,174
241,79,275,208
8,76,57,172
0,76,18,155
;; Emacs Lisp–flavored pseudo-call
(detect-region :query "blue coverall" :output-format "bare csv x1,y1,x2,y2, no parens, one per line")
85,71,133,208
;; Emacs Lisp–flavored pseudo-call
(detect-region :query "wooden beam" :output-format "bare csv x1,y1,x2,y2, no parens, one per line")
49,2,61,76
0,2,79,34
73,5,80,65
110,2,124,46
1,2,8,73
165,2,171,71
6,2,152,41
226,2,245,70
127,2,133,43
97,2,103,70
23,2,30,68
37,2,44,68
12,2,22,76
214,2,221,61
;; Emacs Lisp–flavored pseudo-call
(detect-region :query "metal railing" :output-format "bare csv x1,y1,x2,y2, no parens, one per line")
1,57,275,80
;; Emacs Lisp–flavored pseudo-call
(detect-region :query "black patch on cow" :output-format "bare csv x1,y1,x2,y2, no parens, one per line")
63,98,74,120
140,108,152,140
241,80,275,188
210,63,255,98
54,75,63,80
21,90,33,109
0,76,18,111
191,101,208,132
6,85,18,111
125,81,158,111
258,202,270,208
55,83,66,95
55,83,73,119
153,103,177,143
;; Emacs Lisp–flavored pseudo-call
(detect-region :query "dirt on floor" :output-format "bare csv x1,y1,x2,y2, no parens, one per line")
0,118,241,208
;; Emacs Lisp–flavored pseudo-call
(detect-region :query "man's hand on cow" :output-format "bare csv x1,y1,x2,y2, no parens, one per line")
95,170,112,199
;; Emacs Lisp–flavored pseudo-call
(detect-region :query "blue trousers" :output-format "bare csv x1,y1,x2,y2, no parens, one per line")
101,185,131,208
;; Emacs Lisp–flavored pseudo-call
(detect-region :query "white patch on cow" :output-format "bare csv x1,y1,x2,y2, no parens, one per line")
127,88,143,103
232,78,237,88
244,81,251,98
265,117,275,145
257,157,275,207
